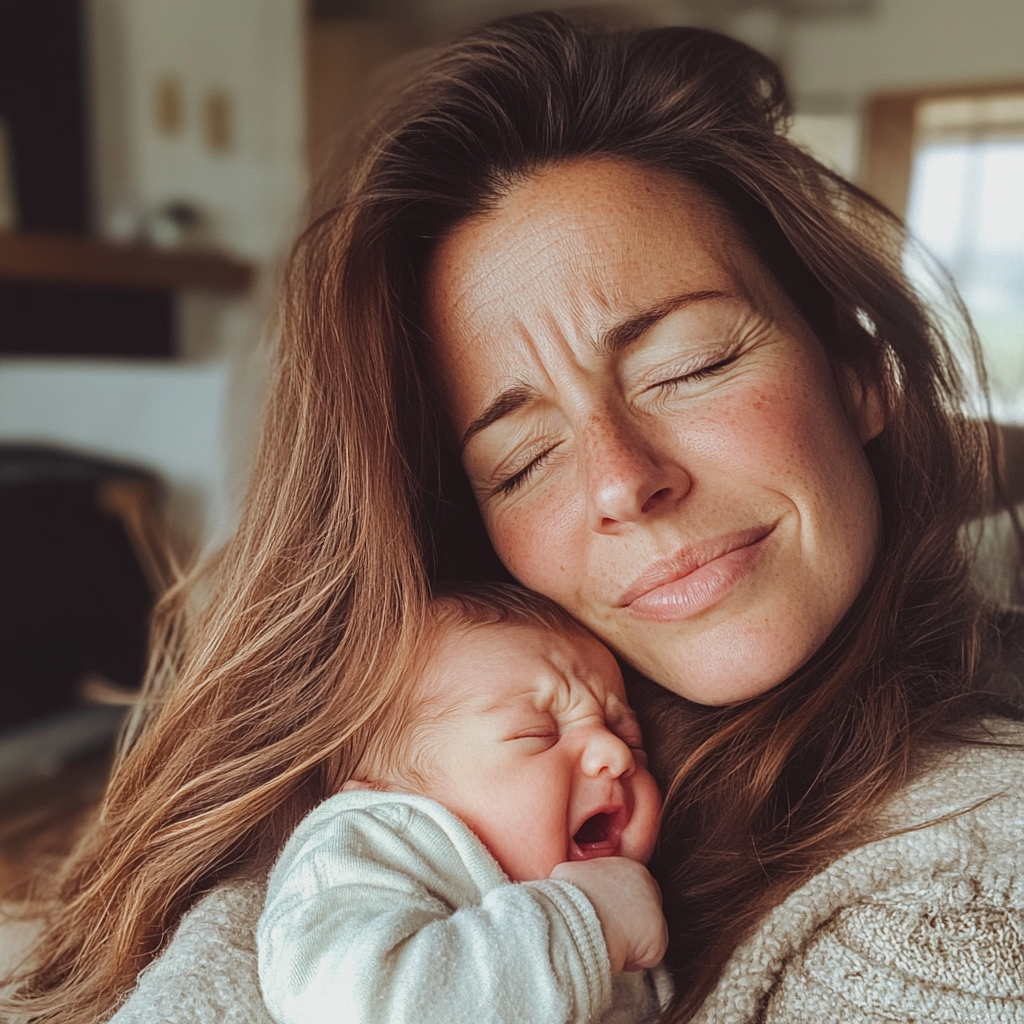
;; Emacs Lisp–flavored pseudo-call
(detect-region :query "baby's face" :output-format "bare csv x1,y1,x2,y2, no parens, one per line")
408,622,661,882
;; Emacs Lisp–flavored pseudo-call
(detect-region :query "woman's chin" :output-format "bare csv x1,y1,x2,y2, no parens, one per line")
651,668,787,706
624,622,821,706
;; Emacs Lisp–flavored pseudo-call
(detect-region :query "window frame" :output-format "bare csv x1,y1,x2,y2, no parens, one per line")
862,80,1024,218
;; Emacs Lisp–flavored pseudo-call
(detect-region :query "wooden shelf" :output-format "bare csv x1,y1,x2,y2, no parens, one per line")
0,232,254,295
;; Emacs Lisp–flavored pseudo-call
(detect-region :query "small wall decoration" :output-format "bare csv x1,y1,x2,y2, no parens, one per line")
203,89,233,154
155,76,184,136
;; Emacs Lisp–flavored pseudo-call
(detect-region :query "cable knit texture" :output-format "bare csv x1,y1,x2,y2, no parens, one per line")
692,720,1024,1024
105,724,1024,1023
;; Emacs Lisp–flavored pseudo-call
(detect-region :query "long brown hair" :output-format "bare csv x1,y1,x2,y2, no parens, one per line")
4,13,1016,1023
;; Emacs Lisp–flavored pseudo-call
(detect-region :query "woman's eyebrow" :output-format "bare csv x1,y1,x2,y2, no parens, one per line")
599,289,730,353
461,383,537,450
460,289,729,449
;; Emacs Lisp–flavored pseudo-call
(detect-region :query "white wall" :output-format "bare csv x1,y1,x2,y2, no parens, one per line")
790,0,1024,102
92,0,306,264
788,113,860,178
0,0,306,551
756,0,1024,189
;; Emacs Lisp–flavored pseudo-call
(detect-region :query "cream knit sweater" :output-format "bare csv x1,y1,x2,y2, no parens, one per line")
693,721,1024,1024
107,724,1024,1023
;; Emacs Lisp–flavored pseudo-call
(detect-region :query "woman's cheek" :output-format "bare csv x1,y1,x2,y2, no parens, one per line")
485,484,587,603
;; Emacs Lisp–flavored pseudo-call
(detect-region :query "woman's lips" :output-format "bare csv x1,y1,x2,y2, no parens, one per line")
621,525,774,622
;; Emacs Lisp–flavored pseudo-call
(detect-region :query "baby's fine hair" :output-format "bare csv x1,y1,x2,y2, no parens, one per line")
352,583,594,787
429,582,589,637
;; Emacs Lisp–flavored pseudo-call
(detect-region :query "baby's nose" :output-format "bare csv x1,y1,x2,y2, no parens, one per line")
580,728,635,778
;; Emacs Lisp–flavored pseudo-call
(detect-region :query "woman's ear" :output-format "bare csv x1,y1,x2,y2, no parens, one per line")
839,364,885,444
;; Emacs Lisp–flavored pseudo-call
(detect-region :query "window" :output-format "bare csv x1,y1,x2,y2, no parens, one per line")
864,87,1024,416
906,93,1024,413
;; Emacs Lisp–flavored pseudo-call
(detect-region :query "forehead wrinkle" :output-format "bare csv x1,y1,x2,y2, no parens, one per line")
446,247,590,371
514,270,630,382
472,688,544,717
435,161,789,446
503,305,594,405
506,226,722,366
531,668,576,717
444,187,691,374
463,200,637,324
452,206,591,313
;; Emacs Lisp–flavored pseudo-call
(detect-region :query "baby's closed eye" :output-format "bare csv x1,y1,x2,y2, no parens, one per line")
507,716,559,746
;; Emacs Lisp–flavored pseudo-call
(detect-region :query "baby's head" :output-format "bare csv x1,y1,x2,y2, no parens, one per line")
348,584,661,882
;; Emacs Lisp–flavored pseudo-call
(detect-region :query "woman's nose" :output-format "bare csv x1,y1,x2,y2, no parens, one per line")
580,727,635,779
578,412,690,531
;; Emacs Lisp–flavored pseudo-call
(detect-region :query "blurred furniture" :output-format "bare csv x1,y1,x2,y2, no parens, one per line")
0,232,254,357
0,233,253,293
306,8,416,180
0,748,109,972
0,748,109,895
0,444,171,793
967,423,1024,609
997,424,1024,508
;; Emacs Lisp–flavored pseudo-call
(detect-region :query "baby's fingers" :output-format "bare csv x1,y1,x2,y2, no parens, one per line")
622,910,668,972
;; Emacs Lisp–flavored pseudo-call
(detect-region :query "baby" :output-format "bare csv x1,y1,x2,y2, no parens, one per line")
257,585,670,1024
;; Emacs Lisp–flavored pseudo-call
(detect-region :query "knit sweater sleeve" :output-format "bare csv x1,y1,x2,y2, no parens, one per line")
256,792,613,1024
107,880,275,1024
690,727,1024,1024
762,870,1024,1023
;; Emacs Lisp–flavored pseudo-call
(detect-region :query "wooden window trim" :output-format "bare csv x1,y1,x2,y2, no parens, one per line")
862,79,1024,218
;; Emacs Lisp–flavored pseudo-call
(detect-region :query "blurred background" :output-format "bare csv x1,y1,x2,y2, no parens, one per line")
0,0,1022,888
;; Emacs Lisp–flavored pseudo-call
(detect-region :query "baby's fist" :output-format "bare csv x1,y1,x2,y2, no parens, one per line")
550,857,667,973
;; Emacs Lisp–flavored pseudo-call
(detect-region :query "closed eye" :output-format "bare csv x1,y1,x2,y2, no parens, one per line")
508,730,558,751
494,444,560,497
511,727,557,739
610,719,649,764
507,715,559,743
648,354,738,393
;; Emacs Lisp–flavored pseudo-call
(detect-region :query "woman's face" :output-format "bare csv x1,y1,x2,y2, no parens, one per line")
426,159,884,704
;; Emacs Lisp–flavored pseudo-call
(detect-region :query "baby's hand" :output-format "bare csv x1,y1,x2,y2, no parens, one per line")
550,858,667,973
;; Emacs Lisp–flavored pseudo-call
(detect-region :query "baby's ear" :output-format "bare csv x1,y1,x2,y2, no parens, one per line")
341,777,388,793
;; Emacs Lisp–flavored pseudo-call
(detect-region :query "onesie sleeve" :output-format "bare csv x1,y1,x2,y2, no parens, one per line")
256,796,613,1024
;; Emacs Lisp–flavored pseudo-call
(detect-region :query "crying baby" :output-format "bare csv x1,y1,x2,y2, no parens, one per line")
257,584,671,1024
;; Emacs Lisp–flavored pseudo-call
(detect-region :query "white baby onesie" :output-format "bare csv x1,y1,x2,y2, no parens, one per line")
257,790,671,1024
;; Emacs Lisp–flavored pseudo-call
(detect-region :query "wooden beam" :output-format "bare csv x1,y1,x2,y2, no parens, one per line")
0,232,254,294
861,93,917,218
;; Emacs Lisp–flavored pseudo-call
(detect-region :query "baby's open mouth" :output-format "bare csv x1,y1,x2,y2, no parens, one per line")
570,807,627,860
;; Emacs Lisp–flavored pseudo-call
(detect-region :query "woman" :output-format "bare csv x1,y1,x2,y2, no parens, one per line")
5,13,1023,1024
